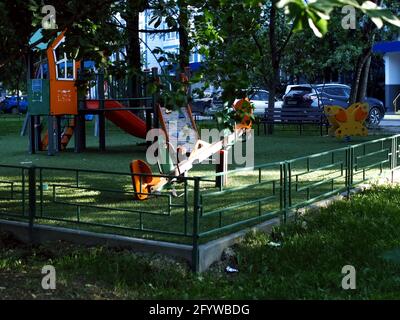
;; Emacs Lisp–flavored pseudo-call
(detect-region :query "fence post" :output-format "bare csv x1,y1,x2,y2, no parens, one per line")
192,177,201,273
350,147,354,188
281,162,289,224
98,72,106,152
392,136,397,183
346,147,350,196
28,166,36,241
346,146,354,197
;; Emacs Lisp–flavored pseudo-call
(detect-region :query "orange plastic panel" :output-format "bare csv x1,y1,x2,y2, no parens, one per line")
354,107,368,122
47,31,80,115
130,160,161,201
335,109,348,123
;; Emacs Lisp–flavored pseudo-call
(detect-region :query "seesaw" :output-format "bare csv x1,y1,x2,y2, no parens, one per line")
130,98,253,200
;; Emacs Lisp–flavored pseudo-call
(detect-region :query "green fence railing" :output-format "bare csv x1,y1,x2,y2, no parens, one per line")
1,135,399,271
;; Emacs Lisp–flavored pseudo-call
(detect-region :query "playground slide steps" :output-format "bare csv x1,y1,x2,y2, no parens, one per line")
40,119,76,151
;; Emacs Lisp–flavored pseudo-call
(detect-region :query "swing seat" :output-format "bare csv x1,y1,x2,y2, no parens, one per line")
130,160,161,200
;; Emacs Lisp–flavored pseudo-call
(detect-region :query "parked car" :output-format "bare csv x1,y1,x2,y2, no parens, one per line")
191,89,214,115
208,89,283,116
0,95,28,114
235,89,283,116
208,90,224,114
190,88,225,115
283,84,386,126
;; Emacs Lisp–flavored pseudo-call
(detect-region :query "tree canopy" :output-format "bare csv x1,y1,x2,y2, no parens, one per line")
0,0,399,116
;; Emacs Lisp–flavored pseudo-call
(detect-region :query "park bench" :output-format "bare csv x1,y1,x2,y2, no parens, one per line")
257,107,329,136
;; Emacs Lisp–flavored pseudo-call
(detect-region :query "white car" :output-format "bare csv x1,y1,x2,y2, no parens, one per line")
234,89,283,115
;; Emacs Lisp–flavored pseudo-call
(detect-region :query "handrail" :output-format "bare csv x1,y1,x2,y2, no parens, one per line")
204,134,400,178
393,92,400,112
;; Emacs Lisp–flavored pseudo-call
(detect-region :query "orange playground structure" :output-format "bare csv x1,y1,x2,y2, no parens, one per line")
27,29,156,156
27,29,254,201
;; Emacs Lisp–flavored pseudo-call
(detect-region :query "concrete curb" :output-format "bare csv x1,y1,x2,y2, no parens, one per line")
0,219,193,262
198,218,281,272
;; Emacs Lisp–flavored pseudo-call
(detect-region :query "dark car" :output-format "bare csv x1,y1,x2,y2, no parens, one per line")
283,84,386,126
0,95,28,114
191,89,225,115
191,90,214,115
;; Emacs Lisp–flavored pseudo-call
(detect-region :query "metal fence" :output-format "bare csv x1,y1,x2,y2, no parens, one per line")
1,135,399,271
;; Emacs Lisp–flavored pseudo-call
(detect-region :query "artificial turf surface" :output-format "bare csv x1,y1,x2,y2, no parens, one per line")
0,114,395,243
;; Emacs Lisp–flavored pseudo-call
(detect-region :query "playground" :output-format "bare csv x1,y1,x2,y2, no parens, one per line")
1,29,400,274
1,108,398,269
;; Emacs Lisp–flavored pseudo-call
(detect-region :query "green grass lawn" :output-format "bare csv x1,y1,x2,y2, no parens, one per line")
1,185,400,300
0,115,395,244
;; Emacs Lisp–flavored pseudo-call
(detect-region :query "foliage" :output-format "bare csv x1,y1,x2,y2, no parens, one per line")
192,0,400,113
1,0,399,111
0,1,35,91
193,1,267,103
277,0,400,37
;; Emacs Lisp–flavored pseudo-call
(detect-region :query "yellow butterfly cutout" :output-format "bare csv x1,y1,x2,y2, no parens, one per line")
324,103,369,139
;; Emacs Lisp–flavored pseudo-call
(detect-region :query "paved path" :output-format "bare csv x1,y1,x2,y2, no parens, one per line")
379,114,400,133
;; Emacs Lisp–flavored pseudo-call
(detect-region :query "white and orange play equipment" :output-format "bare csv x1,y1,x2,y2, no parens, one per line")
130,98,254,200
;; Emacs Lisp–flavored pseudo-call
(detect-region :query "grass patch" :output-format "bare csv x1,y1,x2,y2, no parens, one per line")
1,185,400,299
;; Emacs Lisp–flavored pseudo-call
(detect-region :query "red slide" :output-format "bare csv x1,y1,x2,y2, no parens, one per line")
86,100,147,139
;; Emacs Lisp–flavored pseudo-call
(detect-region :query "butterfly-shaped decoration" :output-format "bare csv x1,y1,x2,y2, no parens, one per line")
324,103,369,139
234,98,254,130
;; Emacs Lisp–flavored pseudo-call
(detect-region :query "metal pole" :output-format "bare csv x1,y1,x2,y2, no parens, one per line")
74,114,84,153
346,147,353,196
152,67,159,129
216,150,228,189
28,115,35,154
98,72,106,151
192,177,201,273
144,71,152,143
28,166,36,242
47,116,55,156
55,116,62,152
283,162,288,224
349,147,354,187
21,112,30,137
98,111,106,151
34,116,42,151
76,60,86,152
391,136,397,183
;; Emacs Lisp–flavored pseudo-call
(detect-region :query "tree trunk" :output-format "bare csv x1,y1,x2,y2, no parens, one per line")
357,55,372,103
267,66,279,134
126,1,142,103
349,49,372,105
267,0,278,135
178,0,190,73
349,7,378,105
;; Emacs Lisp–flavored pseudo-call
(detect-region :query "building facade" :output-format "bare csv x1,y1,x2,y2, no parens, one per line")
139,11,202,72
373,39,400,112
